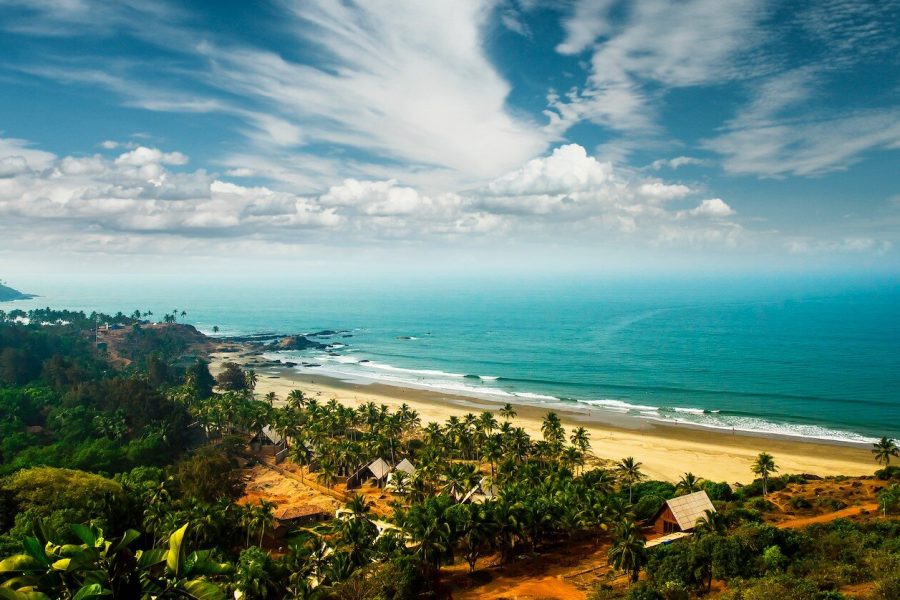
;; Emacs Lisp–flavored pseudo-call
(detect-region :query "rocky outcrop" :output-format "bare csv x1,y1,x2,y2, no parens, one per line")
272,335,328,351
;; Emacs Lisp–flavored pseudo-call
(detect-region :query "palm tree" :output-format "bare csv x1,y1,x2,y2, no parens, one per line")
500,402,517,420
608,520,647,584
873,437,899,466
443,463,480,500
212,325,219,333
541,412,565,452
676,472,703,495
752,452,778,495
265,391,277,405
695,509,728,537
287,389,307,409
245,369,258,391
616,457,645,503
570,426,591,454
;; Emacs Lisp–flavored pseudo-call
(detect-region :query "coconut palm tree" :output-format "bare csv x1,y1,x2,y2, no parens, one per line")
873,437,899,466
500,402,517,420
676,472,703,495
541,411,566,452
616,457,645,503
695,508,728,537
608,520,647,584
287,389,307,409
751,452,778,495
570,426,591,454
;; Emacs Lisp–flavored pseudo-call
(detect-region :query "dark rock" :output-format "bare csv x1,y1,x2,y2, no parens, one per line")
272,335,328,351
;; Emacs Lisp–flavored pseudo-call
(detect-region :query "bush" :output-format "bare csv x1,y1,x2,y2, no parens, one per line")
634,494,666,521
789,496,813,510
747,497,776,512
873,575,900,600
702,480,734,501
171,447,242,502
632,480,676,503
878,484,900,515
815,497,847,512
875,466,900,481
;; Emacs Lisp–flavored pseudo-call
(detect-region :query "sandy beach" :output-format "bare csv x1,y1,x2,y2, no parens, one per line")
210,350,878,484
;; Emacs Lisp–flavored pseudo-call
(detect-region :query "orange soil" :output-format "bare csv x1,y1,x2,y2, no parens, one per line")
776,503,880,529
445,538,621,600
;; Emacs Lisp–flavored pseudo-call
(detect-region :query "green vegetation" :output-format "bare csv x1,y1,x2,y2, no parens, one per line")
1,310,897,599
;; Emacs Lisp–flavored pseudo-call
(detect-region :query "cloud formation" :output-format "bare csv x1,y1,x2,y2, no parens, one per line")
0,139,746,254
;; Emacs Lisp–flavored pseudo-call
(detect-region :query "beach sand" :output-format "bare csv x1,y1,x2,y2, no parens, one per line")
210,351,877,484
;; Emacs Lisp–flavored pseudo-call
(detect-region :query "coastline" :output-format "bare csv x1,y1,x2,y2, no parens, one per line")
210,349,877,484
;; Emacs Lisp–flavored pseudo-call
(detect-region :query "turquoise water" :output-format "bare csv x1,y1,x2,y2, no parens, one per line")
8,275,900,444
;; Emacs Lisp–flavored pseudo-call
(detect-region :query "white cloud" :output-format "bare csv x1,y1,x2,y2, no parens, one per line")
637,182,692,202
486,145,613,196
0,156,30,178
0,136,56,170
0,138,748,252
650,156,708,170
680,198,735,219
100,140,120,149
114,146,189,167
549,0,766,136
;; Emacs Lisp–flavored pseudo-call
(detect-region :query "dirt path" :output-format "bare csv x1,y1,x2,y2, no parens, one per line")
776,503,879,529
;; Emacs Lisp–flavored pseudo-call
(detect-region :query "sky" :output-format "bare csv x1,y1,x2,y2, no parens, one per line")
0,0,899,279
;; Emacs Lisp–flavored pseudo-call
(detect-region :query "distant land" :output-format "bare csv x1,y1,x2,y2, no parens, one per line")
0,282,36,301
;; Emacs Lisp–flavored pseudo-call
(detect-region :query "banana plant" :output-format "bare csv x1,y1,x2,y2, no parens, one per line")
136,523,231,599
0,523,229,600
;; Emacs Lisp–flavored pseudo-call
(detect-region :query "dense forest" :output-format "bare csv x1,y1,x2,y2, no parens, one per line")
0,310,899,599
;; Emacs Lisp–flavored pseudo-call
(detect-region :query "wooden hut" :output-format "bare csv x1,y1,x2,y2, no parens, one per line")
347,458,393,489
650,490,716,534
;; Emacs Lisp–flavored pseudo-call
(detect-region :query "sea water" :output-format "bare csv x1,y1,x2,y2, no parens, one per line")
8,274,900,444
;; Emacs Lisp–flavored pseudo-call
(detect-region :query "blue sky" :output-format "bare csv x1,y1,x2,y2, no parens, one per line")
0,0,898,277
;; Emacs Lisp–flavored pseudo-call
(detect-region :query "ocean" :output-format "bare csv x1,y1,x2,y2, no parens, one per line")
7,274,900,444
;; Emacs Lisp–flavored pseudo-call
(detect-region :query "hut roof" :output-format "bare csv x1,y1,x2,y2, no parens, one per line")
274,505,329,521
659,491,716,531
262,425,284,446
393,458,416,475
367,457,392,480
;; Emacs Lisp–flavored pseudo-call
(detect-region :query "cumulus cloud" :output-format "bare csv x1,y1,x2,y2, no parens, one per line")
0,156,30,178
679,198,735,219
486,145,614,197
114,146,189,167
0,138,747,252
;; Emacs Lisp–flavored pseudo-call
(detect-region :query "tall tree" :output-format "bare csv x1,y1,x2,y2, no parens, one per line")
873,437,899,466
751,452,778,496
616,457,645,503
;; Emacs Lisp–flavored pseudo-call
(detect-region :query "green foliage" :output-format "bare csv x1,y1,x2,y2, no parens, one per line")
702,480,734,501
1,467,124,520
879,484,900,515
171,449,242,503
214,362,248,392
875,465,900,481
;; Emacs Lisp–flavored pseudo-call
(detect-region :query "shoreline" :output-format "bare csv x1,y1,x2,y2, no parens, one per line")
210,349,877,484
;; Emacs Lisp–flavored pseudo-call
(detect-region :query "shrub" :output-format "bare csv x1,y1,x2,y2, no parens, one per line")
875,466,900,481
789,496,813,510
634,494,666,521
878,484,900,515
873,575,900,600
815,497,847,512
747,497,776,512
702,480,734,501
